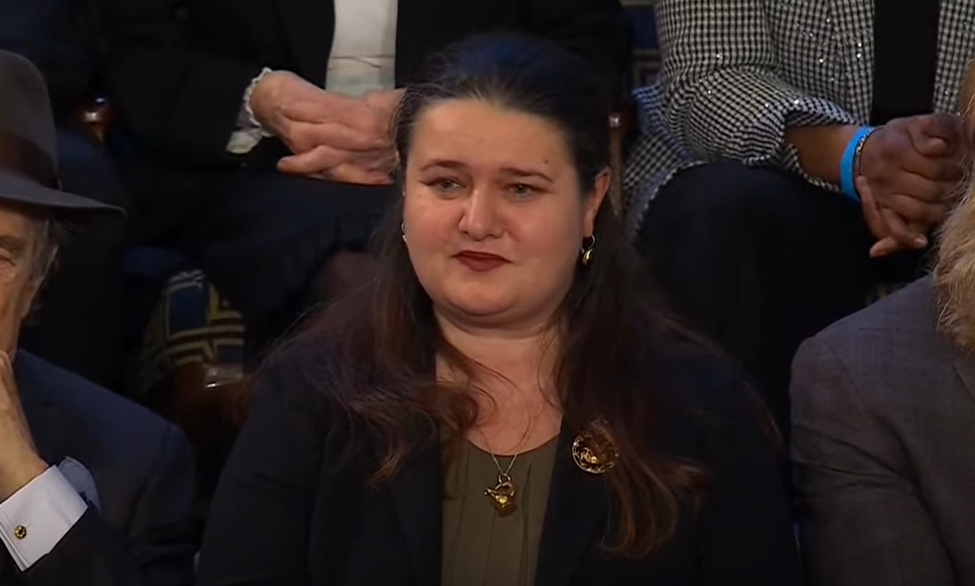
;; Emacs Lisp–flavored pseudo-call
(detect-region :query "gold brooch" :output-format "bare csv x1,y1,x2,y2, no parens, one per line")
571,420,619,475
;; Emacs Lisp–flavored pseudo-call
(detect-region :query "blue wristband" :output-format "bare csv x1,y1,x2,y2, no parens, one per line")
839,126,874,201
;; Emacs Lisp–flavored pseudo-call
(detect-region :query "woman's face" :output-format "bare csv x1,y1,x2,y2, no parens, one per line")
402,99,608,329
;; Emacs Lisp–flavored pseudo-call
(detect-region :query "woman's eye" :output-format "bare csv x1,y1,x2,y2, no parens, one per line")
427,178,462,193
510,183,538,198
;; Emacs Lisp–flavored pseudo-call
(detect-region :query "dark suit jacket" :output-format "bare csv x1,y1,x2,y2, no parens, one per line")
0,352,198,586
792,277,975,586
197,341,801,585
95,0,632,166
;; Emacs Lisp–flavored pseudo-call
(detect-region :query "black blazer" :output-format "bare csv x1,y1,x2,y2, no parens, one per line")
95,0,632,165
197,342,801,586
2,352,197,586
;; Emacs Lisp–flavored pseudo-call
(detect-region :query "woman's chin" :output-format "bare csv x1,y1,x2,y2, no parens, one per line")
440,291,516,321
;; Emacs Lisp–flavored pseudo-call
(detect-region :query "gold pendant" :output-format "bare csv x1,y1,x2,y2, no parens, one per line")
572,420,619,475
484,475,517,517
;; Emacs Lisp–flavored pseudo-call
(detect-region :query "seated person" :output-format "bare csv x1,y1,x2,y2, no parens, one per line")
0,50,196,585
196,36,801,586
94,0,632,358
790,161,975,583
624,0,974,433
0,0,128,389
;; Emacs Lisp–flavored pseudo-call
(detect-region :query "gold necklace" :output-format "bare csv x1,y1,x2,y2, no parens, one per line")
484,452,518,517
478,409,539,517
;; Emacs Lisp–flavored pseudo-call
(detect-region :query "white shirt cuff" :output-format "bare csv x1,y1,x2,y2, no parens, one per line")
0,466,88,571
227,67,275,155
227,129,266,155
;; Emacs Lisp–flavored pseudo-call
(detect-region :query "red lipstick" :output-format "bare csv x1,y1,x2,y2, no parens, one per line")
454,251,509,272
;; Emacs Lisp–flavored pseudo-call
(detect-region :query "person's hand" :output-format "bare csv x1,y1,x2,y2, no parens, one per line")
856,177,930,258
278,145,396,184
0,352,47,501
856,113,966,256
249,71,395,184
275,89,399,184
364,89,405,121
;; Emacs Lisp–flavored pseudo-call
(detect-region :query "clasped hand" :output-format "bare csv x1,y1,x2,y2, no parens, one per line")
249,71,401,185
855,112,968,258
0,351,47,502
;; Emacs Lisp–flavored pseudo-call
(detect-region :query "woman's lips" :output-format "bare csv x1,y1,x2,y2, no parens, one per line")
454,251,509,272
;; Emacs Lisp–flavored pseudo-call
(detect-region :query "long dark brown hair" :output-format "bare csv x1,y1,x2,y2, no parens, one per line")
286,34,706,558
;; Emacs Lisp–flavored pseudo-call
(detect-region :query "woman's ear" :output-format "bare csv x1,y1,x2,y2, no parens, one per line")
583,168,611,236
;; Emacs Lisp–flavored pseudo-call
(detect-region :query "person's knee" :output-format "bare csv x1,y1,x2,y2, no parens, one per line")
652,161,807,232
638,161,813,278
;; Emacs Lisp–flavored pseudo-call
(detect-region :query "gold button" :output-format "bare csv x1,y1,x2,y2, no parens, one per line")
13,525,26,540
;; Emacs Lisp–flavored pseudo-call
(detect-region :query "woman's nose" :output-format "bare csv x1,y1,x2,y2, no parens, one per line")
458,187,502,239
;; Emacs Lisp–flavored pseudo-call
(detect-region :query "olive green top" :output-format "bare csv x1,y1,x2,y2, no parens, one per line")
441,438,558,586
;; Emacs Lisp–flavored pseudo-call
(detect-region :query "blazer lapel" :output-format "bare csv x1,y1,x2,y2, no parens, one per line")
535,424,611,586
277,0,335,84
387,436,443,586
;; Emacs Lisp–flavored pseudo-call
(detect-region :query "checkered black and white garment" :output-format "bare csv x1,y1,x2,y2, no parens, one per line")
623,0,975,239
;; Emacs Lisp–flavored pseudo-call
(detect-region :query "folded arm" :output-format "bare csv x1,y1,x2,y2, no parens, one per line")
655,0,858,186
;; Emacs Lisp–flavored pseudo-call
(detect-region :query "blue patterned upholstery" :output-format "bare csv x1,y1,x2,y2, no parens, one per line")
132,267,244,398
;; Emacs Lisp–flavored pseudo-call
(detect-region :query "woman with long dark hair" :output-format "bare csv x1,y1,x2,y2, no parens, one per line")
197,34,800,586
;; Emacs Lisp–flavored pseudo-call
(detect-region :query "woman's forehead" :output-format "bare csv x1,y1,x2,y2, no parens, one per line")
408,100,572,170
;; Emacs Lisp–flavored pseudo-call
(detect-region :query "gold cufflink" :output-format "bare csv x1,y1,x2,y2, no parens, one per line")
13,525,27,540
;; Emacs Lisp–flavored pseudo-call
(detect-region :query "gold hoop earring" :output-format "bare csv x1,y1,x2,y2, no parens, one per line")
580,235,596,266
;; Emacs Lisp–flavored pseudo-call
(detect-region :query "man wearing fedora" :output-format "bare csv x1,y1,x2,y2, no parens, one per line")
0,50,197,584
0,0,130,390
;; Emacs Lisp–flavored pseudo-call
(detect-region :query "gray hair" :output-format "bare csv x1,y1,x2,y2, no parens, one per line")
28,216,61,285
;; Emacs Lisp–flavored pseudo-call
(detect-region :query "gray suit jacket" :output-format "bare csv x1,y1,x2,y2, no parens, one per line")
792,277,975,586
0,352,197,585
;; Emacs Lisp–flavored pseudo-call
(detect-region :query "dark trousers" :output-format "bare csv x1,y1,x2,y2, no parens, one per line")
637,161,925,435
19,129,128,389
115,152,396,359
